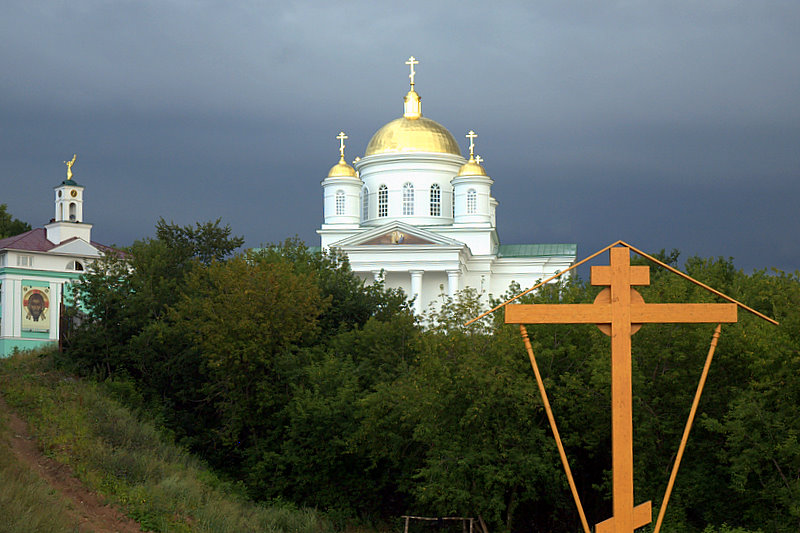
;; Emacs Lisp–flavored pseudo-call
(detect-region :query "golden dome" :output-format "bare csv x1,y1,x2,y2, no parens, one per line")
456,157,488,177
327,157,358,178
365,116,462,156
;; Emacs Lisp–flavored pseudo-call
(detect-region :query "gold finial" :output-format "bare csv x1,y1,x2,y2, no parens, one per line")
475,155,484,165
466,130,478,160
63,154,77,180
353,156,361,165
405,56,419,88
336,131,348,160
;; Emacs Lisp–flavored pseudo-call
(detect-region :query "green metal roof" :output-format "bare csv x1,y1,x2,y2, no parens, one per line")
249,245,322,255
497,243,577,258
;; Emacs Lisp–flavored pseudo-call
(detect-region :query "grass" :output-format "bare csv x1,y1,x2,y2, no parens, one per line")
0,407,81,532
0,350,334,533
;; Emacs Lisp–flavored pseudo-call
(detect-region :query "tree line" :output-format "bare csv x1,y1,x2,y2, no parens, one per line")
59,219,800,532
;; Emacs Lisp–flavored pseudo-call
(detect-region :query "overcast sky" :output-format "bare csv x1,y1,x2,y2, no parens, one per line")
2,1,798,274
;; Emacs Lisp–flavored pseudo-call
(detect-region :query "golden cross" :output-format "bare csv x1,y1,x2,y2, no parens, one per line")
466,130,477,158
505,246,738,533
406,56,419,88
475,155,484,165
336,131,348,159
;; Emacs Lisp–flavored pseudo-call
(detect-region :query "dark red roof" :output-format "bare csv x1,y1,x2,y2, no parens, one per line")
0,228,112,254
0,228,55,252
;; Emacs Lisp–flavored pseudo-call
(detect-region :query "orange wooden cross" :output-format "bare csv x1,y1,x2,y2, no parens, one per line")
505,246,738,533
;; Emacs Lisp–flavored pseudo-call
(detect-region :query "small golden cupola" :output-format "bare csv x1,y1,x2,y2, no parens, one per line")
327,131,358,178
457,130,488,176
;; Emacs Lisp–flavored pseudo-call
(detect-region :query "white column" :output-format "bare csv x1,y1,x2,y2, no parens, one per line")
446,270,460,298
12,279,21,337
49,282,61,341
0,278,7,336
372,270,383,283
409,270,424,315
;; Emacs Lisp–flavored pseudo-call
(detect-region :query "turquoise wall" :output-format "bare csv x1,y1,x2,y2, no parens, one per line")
0,338,57,358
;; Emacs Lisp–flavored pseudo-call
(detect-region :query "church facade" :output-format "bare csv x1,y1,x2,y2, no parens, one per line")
318,59,576,315
0,161,106,356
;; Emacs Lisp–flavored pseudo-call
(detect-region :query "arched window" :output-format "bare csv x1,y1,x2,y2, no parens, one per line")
467,189,477,214
67,260,84,271
430,184,441,216
362,186,369,221
335,190,345,216
69,202,77,221
403,182,414,215
378,185,388,217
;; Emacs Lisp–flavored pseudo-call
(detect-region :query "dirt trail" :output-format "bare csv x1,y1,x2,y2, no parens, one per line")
2,396,144,533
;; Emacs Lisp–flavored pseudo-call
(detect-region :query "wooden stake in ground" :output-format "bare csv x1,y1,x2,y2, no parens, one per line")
505,246,738,533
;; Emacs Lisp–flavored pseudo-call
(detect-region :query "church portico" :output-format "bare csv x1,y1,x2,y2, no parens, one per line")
317,57,576,316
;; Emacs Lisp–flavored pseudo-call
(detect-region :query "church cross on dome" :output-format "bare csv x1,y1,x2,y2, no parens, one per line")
475,155,484,165
466,130,478,159
405,56,419,88
336,131,348,159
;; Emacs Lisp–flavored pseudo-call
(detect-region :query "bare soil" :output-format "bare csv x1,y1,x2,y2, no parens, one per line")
2,396,144,533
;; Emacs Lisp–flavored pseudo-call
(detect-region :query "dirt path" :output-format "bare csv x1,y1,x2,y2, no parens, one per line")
2,396,144,533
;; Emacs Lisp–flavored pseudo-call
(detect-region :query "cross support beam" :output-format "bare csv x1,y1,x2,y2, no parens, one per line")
505,303,737,325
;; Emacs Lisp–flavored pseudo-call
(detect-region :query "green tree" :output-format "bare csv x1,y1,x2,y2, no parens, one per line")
61,241,800,532
64,218,244,380
255,239,409,336
154,217,244,265
700,268,800,532
266,311,420,518
0,204,31,239
171,252,327,459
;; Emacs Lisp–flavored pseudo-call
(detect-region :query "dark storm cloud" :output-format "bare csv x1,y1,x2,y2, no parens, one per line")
1,1,798,273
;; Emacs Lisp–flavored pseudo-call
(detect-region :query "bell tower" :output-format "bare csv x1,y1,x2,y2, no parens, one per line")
46,154,93,245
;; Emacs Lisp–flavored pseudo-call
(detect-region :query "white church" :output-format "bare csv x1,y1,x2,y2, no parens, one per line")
318,58,576,315
0,159,107,356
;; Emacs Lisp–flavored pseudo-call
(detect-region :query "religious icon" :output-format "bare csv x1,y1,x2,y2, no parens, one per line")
22,285,50,332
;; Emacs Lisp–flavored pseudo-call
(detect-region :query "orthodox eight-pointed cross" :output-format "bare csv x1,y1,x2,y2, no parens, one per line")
505,246,738,533
336,131,348,158
406,56,419,87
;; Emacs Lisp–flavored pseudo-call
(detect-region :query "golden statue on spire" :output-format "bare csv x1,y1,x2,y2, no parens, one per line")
63,154,77,180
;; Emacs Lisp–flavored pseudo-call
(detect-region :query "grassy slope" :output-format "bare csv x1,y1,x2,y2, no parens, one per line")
0,351,333,533
0,408,82,533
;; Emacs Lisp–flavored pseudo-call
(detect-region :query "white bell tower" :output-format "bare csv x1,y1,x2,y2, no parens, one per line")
46,154,93,245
